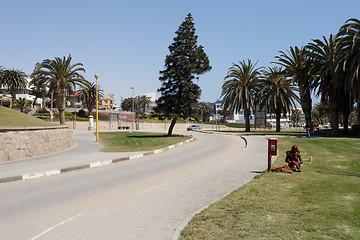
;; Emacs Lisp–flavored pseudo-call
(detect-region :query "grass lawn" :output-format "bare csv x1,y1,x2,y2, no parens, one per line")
98,131,191,152
0,106,58,127
224,129,306,136
181,137,360,239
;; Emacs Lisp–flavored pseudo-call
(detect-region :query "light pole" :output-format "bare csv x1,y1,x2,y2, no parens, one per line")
50,91,53,122
119,96,122,128
215,105,218,132
94,74,99,141
131,87,134,132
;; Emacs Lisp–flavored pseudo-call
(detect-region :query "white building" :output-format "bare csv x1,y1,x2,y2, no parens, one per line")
0,87,42,108
141,92,158,113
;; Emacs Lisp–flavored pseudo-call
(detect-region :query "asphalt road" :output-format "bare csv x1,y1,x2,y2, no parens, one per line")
0,132,267,240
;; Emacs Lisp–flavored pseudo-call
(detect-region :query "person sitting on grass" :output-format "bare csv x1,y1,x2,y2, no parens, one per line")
285,145,303,172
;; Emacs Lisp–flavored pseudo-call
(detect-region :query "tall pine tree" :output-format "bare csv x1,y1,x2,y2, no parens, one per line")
157,13,211,136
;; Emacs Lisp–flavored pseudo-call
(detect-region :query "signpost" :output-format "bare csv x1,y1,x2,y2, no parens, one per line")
267,138,278,172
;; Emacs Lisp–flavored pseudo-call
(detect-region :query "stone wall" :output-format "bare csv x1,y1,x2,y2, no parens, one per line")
0,126,73,162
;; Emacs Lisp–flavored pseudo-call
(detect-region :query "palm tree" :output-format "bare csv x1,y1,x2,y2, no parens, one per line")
221,59,262,132
2,69,28,101
31,55,86,124
79,81,103,116
260,67,300,132
138,95,151,114
337,18,360,125
306,35,342,135
274,46,314,125
13,97,31,112
312,102,330,126
29,73,49,109
197,101,213,122
0,66,4,84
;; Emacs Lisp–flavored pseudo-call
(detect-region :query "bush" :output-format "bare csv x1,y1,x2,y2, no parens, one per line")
225,123,250,128
98,113,109,121
36,109,49,114
77,109,86,117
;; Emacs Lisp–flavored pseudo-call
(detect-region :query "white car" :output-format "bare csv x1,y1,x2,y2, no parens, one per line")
187,124,201,131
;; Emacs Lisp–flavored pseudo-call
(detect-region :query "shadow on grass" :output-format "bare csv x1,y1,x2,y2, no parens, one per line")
317,170,360,177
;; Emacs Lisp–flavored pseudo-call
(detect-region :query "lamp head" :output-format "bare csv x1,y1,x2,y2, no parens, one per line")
94,74,99,79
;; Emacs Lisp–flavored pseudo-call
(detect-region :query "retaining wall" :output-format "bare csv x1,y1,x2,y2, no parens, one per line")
0,126,73,162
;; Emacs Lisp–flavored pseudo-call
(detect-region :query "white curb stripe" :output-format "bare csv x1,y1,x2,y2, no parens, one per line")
130,154,144,159
154,149,163,154
90,160,113,168
168,145,175,149
23,170,61,180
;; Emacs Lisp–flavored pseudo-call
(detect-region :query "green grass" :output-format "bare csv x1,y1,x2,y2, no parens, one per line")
98,131,191,152
181,137,360,239
0,106,58,127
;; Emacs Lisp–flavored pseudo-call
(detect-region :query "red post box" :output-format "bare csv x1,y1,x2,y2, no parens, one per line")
268,138,278,172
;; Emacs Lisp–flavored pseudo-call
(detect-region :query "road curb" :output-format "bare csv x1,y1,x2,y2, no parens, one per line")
0,137,194,184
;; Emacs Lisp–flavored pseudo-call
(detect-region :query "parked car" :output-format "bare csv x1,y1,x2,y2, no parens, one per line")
187,124,201,131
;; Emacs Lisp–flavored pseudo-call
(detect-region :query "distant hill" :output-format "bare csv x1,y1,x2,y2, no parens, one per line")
0,106,58,127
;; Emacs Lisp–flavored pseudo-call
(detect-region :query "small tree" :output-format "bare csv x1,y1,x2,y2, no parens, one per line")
14,97,31,112
157,13,211,136
197,102,213,122
2,69,28,101
79,81,103,116
138,95,151,115
121,97,133,112
291,109,301,126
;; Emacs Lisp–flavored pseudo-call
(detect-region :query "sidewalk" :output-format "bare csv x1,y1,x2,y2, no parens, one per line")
0,130,192,183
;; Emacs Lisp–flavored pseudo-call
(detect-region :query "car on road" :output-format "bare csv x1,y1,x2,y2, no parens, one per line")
187,124,201,131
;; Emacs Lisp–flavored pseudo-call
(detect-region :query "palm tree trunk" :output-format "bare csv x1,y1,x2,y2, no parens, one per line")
57,88,66,125
168,116,178,136
357,97,360,125
244,108,251,132
343,113,349,134
298,79,312,124
42,93,46,110
88,107,93,116
329,97,339,136
276,110,281,132
10,89,16,102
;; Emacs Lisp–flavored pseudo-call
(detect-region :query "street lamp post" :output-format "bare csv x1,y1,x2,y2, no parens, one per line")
94,74,99,141
50,92,53,122
119,96,122,128
215,106,218,132
131,87,134,132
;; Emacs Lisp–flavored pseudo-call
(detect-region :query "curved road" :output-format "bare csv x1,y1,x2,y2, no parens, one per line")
0,132,267,240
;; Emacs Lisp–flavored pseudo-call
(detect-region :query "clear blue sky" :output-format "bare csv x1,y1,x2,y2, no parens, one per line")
1,0,359,105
